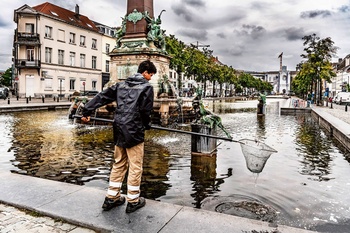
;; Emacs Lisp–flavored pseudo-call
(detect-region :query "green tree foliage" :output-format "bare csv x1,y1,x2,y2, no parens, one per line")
293,34,337,101
165,35,271,96
0,68,12,87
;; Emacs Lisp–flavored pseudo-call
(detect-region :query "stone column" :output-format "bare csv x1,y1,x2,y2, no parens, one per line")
124,0,153,39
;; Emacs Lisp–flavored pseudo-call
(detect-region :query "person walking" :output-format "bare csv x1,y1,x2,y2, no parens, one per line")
81,60,157,213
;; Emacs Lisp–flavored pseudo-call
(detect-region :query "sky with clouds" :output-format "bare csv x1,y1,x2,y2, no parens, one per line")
1,0,350,72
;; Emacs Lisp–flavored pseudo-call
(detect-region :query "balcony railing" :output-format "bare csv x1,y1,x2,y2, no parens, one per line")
16,32,40,45
15,59,41,68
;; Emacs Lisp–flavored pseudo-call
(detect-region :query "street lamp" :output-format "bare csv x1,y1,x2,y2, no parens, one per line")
59,79,62,100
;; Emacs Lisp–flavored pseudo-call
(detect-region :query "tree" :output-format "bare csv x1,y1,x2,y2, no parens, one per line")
165,35,187,92
295,34,337,104
0,68,12,87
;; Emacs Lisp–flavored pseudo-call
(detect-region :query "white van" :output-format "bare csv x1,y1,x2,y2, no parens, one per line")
333,92,350,105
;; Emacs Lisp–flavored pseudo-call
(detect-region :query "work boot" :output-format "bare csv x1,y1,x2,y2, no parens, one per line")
126,197,146,213
102,196,125,211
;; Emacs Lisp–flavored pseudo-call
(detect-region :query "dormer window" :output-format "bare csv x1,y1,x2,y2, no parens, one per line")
50,11,58,16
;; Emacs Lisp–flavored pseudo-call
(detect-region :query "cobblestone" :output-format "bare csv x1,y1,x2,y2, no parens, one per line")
0,203,96,233
315,102,350,125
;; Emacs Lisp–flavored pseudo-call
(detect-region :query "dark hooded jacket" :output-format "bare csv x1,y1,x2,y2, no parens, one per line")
82,73,154,148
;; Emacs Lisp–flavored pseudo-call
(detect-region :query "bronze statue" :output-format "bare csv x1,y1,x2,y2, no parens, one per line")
192,89,232,139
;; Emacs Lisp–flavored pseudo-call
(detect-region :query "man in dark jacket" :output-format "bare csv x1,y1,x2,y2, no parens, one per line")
81,60,157,213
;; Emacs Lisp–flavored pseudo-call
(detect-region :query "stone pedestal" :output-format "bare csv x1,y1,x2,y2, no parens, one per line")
191,124,217,155
108,47,170,99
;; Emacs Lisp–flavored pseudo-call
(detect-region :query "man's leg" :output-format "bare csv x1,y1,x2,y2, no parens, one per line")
102,146,128,211
125,142,145,213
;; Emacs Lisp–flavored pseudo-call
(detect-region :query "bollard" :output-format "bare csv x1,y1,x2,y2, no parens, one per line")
57,96,59,102
7,98,10,105
26,98,29,104
42,96,45,103
346,104,348,112
16,95,19,101
29,96,31,101
331,102,333,109
53,96,56,101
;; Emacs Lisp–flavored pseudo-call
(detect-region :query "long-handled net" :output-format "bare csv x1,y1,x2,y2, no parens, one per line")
239,139,277,173
73,115,278,164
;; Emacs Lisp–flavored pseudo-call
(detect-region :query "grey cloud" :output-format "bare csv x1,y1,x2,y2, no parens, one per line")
172,4,194,22
176,28,208,41
284,27,305,41
227,45,245,56
235,24,266,40
217,33,226,39
0,18,8,27
339,5,350,13
300,10,331,18
183,0,206,8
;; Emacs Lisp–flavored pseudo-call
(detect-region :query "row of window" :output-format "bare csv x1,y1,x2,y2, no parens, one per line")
45,25,98,49
44,47,110,72
169,72,194,81
44,78,97,91
44,47,97,68
44,25,111,53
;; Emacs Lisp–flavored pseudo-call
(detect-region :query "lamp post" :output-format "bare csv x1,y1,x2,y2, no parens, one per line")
59,79,62,100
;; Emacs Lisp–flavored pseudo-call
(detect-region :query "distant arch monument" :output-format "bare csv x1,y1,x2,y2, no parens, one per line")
108,0,170,95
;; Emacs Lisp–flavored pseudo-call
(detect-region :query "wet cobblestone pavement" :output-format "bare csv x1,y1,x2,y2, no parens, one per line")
0,203,96,233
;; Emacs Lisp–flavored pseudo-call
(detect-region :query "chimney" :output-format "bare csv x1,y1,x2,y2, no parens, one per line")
75,4,80,17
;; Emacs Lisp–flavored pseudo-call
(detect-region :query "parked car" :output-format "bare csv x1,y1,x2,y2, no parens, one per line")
80,90,99,96
0,87,9,100
333,92,350,105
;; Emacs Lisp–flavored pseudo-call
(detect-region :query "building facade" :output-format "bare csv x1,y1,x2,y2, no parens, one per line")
13,3,103,98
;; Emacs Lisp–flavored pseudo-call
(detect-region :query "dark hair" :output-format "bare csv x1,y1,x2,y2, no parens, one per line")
137,60,157,74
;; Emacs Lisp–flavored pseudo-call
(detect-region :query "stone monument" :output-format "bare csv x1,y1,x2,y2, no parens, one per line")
108,0,170,97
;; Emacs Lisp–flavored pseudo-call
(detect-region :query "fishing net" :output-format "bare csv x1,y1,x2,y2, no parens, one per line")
239,139,277,173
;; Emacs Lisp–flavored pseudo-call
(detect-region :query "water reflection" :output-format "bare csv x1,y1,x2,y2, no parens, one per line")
295,115,333,181
1,100,350,231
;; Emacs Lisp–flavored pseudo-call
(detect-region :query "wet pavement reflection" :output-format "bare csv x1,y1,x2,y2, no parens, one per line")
1,99,350,231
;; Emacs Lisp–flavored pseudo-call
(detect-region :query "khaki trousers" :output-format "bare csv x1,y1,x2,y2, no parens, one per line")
106,142,144,203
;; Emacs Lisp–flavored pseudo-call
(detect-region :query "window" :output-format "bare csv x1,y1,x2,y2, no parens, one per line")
58,78,65,92
105,60,110,72
92,39,97,49
26,46,34,61
45,78,53,89
80,36,85,46
45,47,52,63
69,33,75,44
106,43,110,53
70,79,75,90
92,81,97,90
58,50,64,65
92,56,97,69
69,52,75,66
45,26,52,38
58,29,65,42
80,54,85,68
25,23,34,34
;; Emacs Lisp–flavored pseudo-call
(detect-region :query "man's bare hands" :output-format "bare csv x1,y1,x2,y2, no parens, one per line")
81,116,91,123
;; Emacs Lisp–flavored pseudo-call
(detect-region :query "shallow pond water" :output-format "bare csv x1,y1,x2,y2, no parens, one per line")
1,98,349,231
